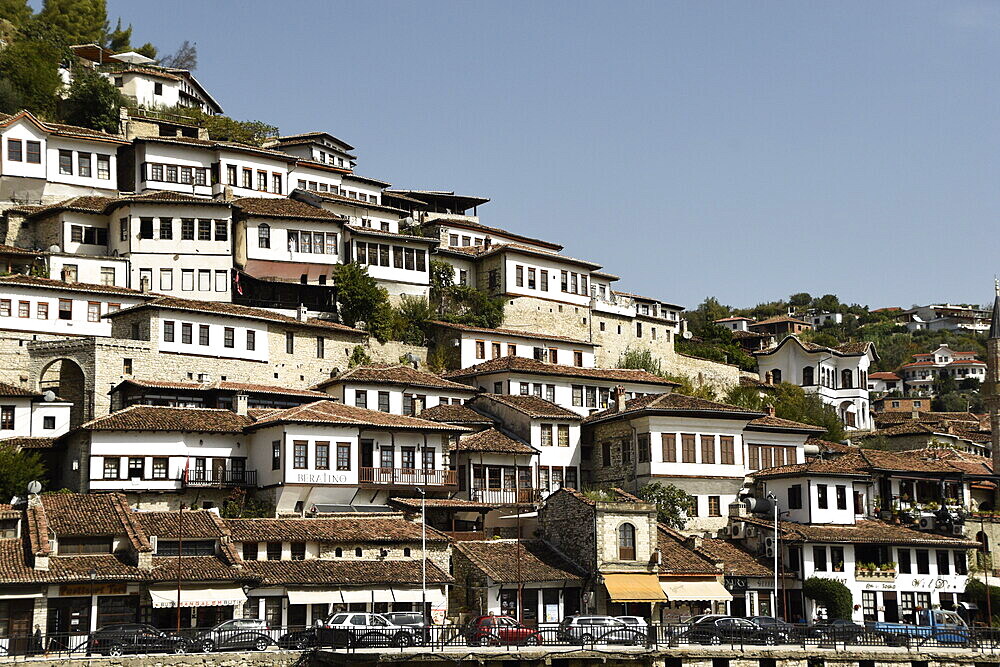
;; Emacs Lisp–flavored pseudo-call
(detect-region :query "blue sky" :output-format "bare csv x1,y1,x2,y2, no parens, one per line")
100,0,999,310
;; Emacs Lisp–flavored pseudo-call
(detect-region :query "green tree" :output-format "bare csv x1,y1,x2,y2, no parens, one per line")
0,0,32,29
769,382,845,441
219,488,273,518
348,345,371,367
618,348,662,375
201,114,275,146
0,444,46,501
134,42,157,59
40,0,107,44
0,79,25,115
104,17,131,51
636,482,694,529
788,292,812,308
62,66,124,132
803,577,853,620
390,295,432,346
332,263,393,343
0,23,67,115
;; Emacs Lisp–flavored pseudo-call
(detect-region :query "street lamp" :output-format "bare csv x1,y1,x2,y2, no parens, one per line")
88,568,97,634
766,492,779,618
416,487,427,627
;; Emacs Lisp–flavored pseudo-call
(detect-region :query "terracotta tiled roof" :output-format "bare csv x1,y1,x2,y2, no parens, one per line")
110,296,365,335
149,556,249,582
455,540,584,583
468,242,603,270
0,244,38,255
583,393,762,424
696,537,772,577
344,224,438,243
424,219,563,251
655,526,720,574
341,173,391,188
315,364,476,392
225,517,449,543
114,378,330,400
475,394,581,420
388,497,499,512
138,135,298,163
82,405,253,433
751,316,812,327
746,415,825,433
752,452,872,479
243,558,452,586
233,198,347,221
273,131,354,151
444,356,678,386
0,273,149,297
247,400,466,431
136,510,228,539
755,335,877,360
868,372,901,380
806,437,858,454
756,447,993,479
745,518,979,547
40,493,151,552
296,189,410,216
0,437,57,450
26,505,49,556
0,110,127,144
418,403,495,425
428,320,596,346
0,382,39,397
456,428,535,455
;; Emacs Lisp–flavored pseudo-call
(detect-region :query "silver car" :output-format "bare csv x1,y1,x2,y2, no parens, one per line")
557,615,645,645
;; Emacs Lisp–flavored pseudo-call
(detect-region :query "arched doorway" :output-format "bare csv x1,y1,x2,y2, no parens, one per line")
39,359,87,427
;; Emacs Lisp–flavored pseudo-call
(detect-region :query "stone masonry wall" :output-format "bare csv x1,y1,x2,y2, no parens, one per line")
537,490,596,573
662,353,741,394
587,419,637,490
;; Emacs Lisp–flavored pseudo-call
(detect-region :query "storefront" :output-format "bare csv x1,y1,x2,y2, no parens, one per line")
601,573,667,618
0,590,42,655
45,582,139,649
658,579,732,622
244,586,449,628
147,585,246,629
724,575,774,618
496,585,581,625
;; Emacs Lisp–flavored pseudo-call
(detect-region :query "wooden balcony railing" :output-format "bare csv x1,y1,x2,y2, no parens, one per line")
181,469,257,488
469,488,542,505
359,467,456,487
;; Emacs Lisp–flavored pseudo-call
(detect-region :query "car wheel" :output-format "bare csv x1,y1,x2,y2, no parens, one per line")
107,644,124,657
483,633,502,646
521,634,541,646
254,637,269,651
629,632,645,646
294,636,311,650
709,634,722,645
172,642,188,655
764,634,777,646
200,639,215,653
391,632,413,648
579,633,594,644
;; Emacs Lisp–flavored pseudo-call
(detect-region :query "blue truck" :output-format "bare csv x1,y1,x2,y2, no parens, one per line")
872,609,974,646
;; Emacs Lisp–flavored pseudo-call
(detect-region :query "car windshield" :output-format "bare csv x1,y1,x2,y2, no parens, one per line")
329,614,349,624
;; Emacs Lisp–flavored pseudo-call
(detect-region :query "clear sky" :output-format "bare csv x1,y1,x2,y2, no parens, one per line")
102,0,1000,311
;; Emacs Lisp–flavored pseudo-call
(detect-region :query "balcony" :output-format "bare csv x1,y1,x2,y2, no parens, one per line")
181,469,257,488
359,467,456,487
855,566,896,582
469,488,542,505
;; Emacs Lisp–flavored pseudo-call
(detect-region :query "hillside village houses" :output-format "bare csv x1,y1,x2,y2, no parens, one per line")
0,45,998,645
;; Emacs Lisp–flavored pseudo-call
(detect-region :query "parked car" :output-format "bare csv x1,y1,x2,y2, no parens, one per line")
88,624,190,656
810,618,867,642
383,612,431,643
463,615,542,646
615,616,648,627
679,616,781,645
318,612,415,648
749,616,801,641
557,616,645,645
872,609,975,647
277,627,319,650
194,619,272,653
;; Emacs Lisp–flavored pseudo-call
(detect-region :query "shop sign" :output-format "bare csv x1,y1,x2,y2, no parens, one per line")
724,576,747,591
295,473,348,484
58,583,127,597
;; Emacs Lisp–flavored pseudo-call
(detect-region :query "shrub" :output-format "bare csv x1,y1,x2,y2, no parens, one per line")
802,577,853,620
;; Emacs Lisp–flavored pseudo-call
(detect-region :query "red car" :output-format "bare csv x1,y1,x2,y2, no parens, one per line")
465,615,543,646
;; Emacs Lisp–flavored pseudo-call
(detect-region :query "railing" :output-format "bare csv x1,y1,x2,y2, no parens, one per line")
181,469,257,488
359,468,456,487
6,621,1000,659
469,488,542,505
125,105,203,126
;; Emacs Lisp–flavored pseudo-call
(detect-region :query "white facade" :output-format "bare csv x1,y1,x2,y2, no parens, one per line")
446,326,596,369
897,344,986,394
47,253,129,288
154,309,270,363
0,393,72,439
0,279,147,337
328,383,474,415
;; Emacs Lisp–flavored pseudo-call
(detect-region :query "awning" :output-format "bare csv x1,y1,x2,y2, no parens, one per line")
660,580,733,602
391,587,446,603
149,585,247,609
604,574,668,603
287,589,339,606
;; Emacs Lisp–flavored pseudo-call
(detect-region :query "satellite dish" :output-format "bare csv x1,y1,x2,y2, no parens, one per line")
403,216,414,225
682,330,694,340
48,245,60,253
27,481,41,495
9,496,22,506
42,390,56,402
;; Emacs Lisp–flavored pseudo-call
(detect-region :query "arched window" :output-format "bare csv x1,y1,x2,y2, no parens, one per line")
334,547,343,558
618,523,636,561
802,367,814,386
355,547,362,557
403,548,411,557
771,369,782,384
841,369,853,389
258,223,270,249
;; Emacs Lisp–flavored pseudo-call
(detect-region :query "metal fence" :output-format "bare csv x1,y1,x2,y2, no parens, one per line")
1,622,999,660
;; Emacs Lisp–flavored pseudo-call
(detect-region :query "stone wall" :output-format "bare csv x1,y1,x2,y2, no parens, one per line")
586,419,635,488
662,353,741,394
448,544,489,617
537,489,596,573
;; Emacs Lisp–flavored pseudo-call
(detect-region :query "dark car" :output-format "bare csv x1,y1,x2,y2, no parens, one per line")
88,624,189,656
811,618,867,642
749,616,805,642
557,615,645,645
383,612,431,644
463,615,542,646
195,619,272,653
680,616,781,645
277,627,319,650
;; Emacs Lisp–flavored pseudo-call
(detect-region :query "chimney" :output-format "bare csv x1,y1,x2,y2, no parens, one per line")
234,393,249,416
684,535,703,550
297,304,308,322
911,409,920,419
765,405,776,417
764,371,774,385
484,235,492,248
139,275,151,293
612,385,627,413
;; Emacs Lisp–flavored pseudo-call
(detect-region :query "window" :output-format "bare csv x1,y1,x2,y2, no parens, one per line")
257,170,267,191
58,150,72,175
293,441,308,469
954,550,968,575
831,546,844,571
618,523,636,560
37,302,47,319
355,391,367,409
226,164,237,185
26,141,40,163
719,436,734,464
258,223,270,248
198,324,209,346
475,340,485,359
17,301,28,318
708,496,721,516
374,391,390,413
515,265,523,287
272,173,282,194
337,443,351,470
166,164,177,182
214,219,228,241
181,219,194,240
817,484,828,509
0,406,13,431
77,152,91,177
181,323,192,344
122,358,132,375
637,433,651,463
701,434,715,464
246,330,255,350
898,548,911,574
138,217,154,240
87,301,100,322
242,168,252,189
835,485,847,510
163,321,175,342
546,385,556,402
150,163,164,181
156,268,171,291
7,138,21,161
936,550,950,575
661,433,676,462
491,342,502,359
151,458,168,479
681,434,696,462
58,299,72,320
272,440,281,470
102,457,120,479
540,424,553,447
223,327,234,348
788,484,803,510
198,219,211,241
540,270,548,291
557,424,570,447
572,385,583,406
585,386,596,408
95,154,110,180
267,542,282,560
289,542,305,560
315,442,330,470
127,457,143,479
813,546,827,571
43,415,55,430
194,167,206,186
242,543,259,561
285,331,294,354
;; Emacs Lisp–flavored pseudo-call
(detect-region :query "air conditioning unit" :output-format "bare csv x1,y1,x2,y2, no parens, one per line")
746,525,759,538
719,526,730,537
730,522,746,539
765,546,775,558
918,516,936,531
764,536,775,548
952,524,966,537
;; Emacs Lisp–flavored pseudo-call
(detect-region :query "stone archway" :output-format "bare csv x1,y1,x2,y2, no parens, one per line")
39,358,87,428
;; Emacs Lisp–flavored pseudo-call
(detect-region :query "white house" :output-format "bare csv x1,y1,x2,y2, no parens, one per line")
0,381,72,439
867,371,903,395
429,321,598,370
715,316,754,332
313,364,477,415
754,336,877,430
897,344,987,395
